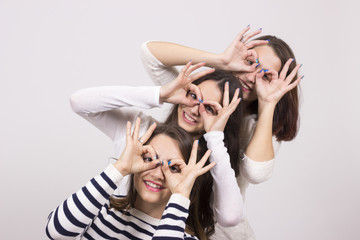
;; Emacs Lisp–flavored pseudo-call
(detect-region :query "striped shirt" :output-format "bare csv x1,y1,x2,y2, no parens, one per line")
46,164,197,239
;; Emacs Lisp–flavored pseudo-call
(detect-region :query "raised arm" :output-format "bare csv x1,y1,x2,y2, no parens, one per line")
141,26,268,86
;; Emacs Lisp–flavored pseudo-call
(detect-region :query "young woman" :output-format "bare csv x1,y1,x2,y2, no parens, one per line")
46,120,216,239
140,26,303,239
69,63,244,232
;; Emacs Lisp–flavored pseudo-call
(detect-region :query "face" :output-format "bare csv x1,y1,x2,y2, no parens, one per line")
234,45,281,101
134,134,184,213
177,80,222,135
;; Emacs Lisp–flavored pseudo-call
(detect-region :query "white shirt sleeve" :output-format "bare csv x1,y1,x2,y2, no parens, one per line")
140,41,179,86
203,131,244,227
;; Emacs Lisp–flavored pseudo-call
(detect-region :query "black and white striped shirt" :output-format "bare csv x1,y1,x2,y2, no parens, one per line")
46,164,197,239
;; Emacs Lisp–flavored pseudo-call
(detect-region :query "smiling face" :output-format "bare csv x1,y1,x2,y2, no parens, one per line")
177,80,222,136
234,45,281,101
134,134,184,216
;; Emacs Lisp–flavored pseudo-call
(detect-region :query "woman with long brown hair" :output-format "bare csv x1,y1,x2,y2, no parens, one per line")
46,120,216,239
140,26,302,239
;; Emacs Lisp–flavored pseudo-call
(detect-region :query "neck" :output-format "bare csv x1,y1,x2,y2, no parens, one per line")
134,197,167,219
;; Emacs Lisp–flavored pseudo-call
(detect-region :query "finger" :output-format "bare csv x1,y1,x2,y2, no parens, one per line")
188,67,215,83
235,27,251,42
188,140,199,166
242,28,262,43
284,75,302,92
179,60,193,78
263,69,278,82
284,63,301,85
133,117,141,140
279,58,294,80
223,81,230,106
255,69,265,82
126,121,132,139
142,145,158,162
139,122,157,144
197,162,217,176
186,61,207,77
246,40,269,49
196,149,212,168
229,88,241,106
198,103,210,119
188,84,203,104
201,100,223,113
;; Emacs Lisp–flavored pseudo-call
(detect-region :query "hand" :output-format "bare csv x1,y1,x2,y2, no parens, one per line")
254,59,302,106
199,82,241,132
113,117,161,176
161,140,215,198
219,26,269,72
159,60,215,106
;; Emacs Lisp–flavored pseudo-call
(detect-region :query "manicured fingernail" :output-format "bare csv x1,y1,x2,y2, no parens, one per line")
264,69,269,73
300,64,303,68
197,140,199,143
226,81,229,85
291,58,295,62
259,28,262,30
168,161,171,165
256,63,260,68
266,39,270,42
189,59,192,62
256,59,259,63
199,99,204,103
301,75,305,79
260,68,264,73
239,97,242,101
247,24,250,27
162,161,164,166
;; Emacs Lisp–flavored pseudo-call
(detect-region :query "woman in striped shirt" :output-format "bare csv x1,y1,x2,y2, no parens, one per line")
46,120,215,240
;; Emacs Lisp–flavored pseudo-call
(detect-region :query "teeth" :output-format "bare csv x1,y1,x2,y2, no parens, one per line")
184,112,196,122
239,80,250,90
145,181,160,189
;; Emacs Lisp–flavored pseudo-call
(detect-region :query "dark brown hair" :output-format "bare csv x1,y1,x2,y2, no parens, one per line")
109,124,214,240
164,70,243,176
250,35,300,141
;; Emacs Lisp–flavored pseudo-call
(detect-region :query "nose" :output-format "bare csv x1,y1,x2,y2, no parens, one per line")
189,104,200,116
246,71,258,83
151,164,165,180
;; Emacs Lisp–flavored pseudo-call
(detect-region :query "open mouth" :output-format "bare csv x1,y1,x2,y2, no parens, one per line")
144,180,164,192
237,78,252,92
182,111,197,124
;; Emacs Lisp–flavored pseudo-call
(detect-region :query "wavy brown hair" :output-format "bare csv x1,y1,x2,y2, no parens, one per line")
109,124,214,240
249,35,300,141
165,70,243,176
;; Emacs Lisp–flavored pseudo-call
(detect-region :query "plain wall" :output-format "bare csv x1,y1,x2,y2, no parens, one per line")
1,0,359,239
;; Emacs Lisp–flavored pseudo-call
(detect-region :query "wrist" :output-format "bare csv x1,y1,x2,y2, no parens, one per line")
113,162,129,176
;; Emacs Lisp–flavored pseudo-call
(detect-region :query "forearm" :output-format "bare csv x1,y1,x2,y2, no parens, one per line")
46,165,123,239
204,132,244,227
147,41,222,68
245,102,276,162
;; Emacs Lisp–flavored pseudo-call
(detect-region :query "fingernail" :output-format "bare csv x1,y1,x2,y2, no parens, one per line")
256,59,259,64
260,68,264,73
255,63,260,68
199,99,204,103
162,161,164,166
239,97,242,101
266,39,270,42
226,81,229,85
291,58,295,62
168,161,171,165
301,75,305,79
197,140,199,143
259,28,262,30
189,59,192,62
247,24,250,27
264,69,269,73
300,64,303,68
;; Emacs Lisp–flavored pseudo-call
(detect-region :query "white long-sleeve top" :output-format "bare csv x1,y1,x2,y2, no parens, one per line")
70,85,243,227
140,41,280,199
46,164,196,240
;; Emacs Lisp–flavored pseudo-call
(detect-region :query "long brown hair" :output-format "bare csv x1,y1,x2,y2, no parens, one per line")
250,35,300,141
109,124,214,240
164,70,243,176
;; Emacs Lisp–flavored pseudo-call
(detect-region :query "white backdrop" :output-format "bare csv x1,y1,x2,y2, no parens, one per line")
1,0,359,239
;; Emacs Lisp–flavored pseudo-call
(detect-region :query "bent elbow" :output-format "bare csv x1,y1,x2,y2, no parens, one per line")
217,209,244,227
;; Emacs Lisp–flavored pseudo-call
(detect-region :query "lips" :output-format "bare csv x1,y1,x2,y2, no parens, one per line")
144,180,165,192
182,111,197,124
237,78,252,92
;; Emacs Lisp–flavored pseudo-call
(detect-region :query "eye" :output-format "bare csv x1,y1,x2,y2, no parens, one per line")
142,153,153,163
247,60,254,65
186,91,197,100
169,165,181,173
204,104,216,115
263,74,270,81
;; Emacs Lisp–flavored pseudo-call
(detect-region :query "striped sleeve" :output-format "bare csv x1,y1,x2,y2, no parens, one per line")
152,194,197,240
45,164,123,239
